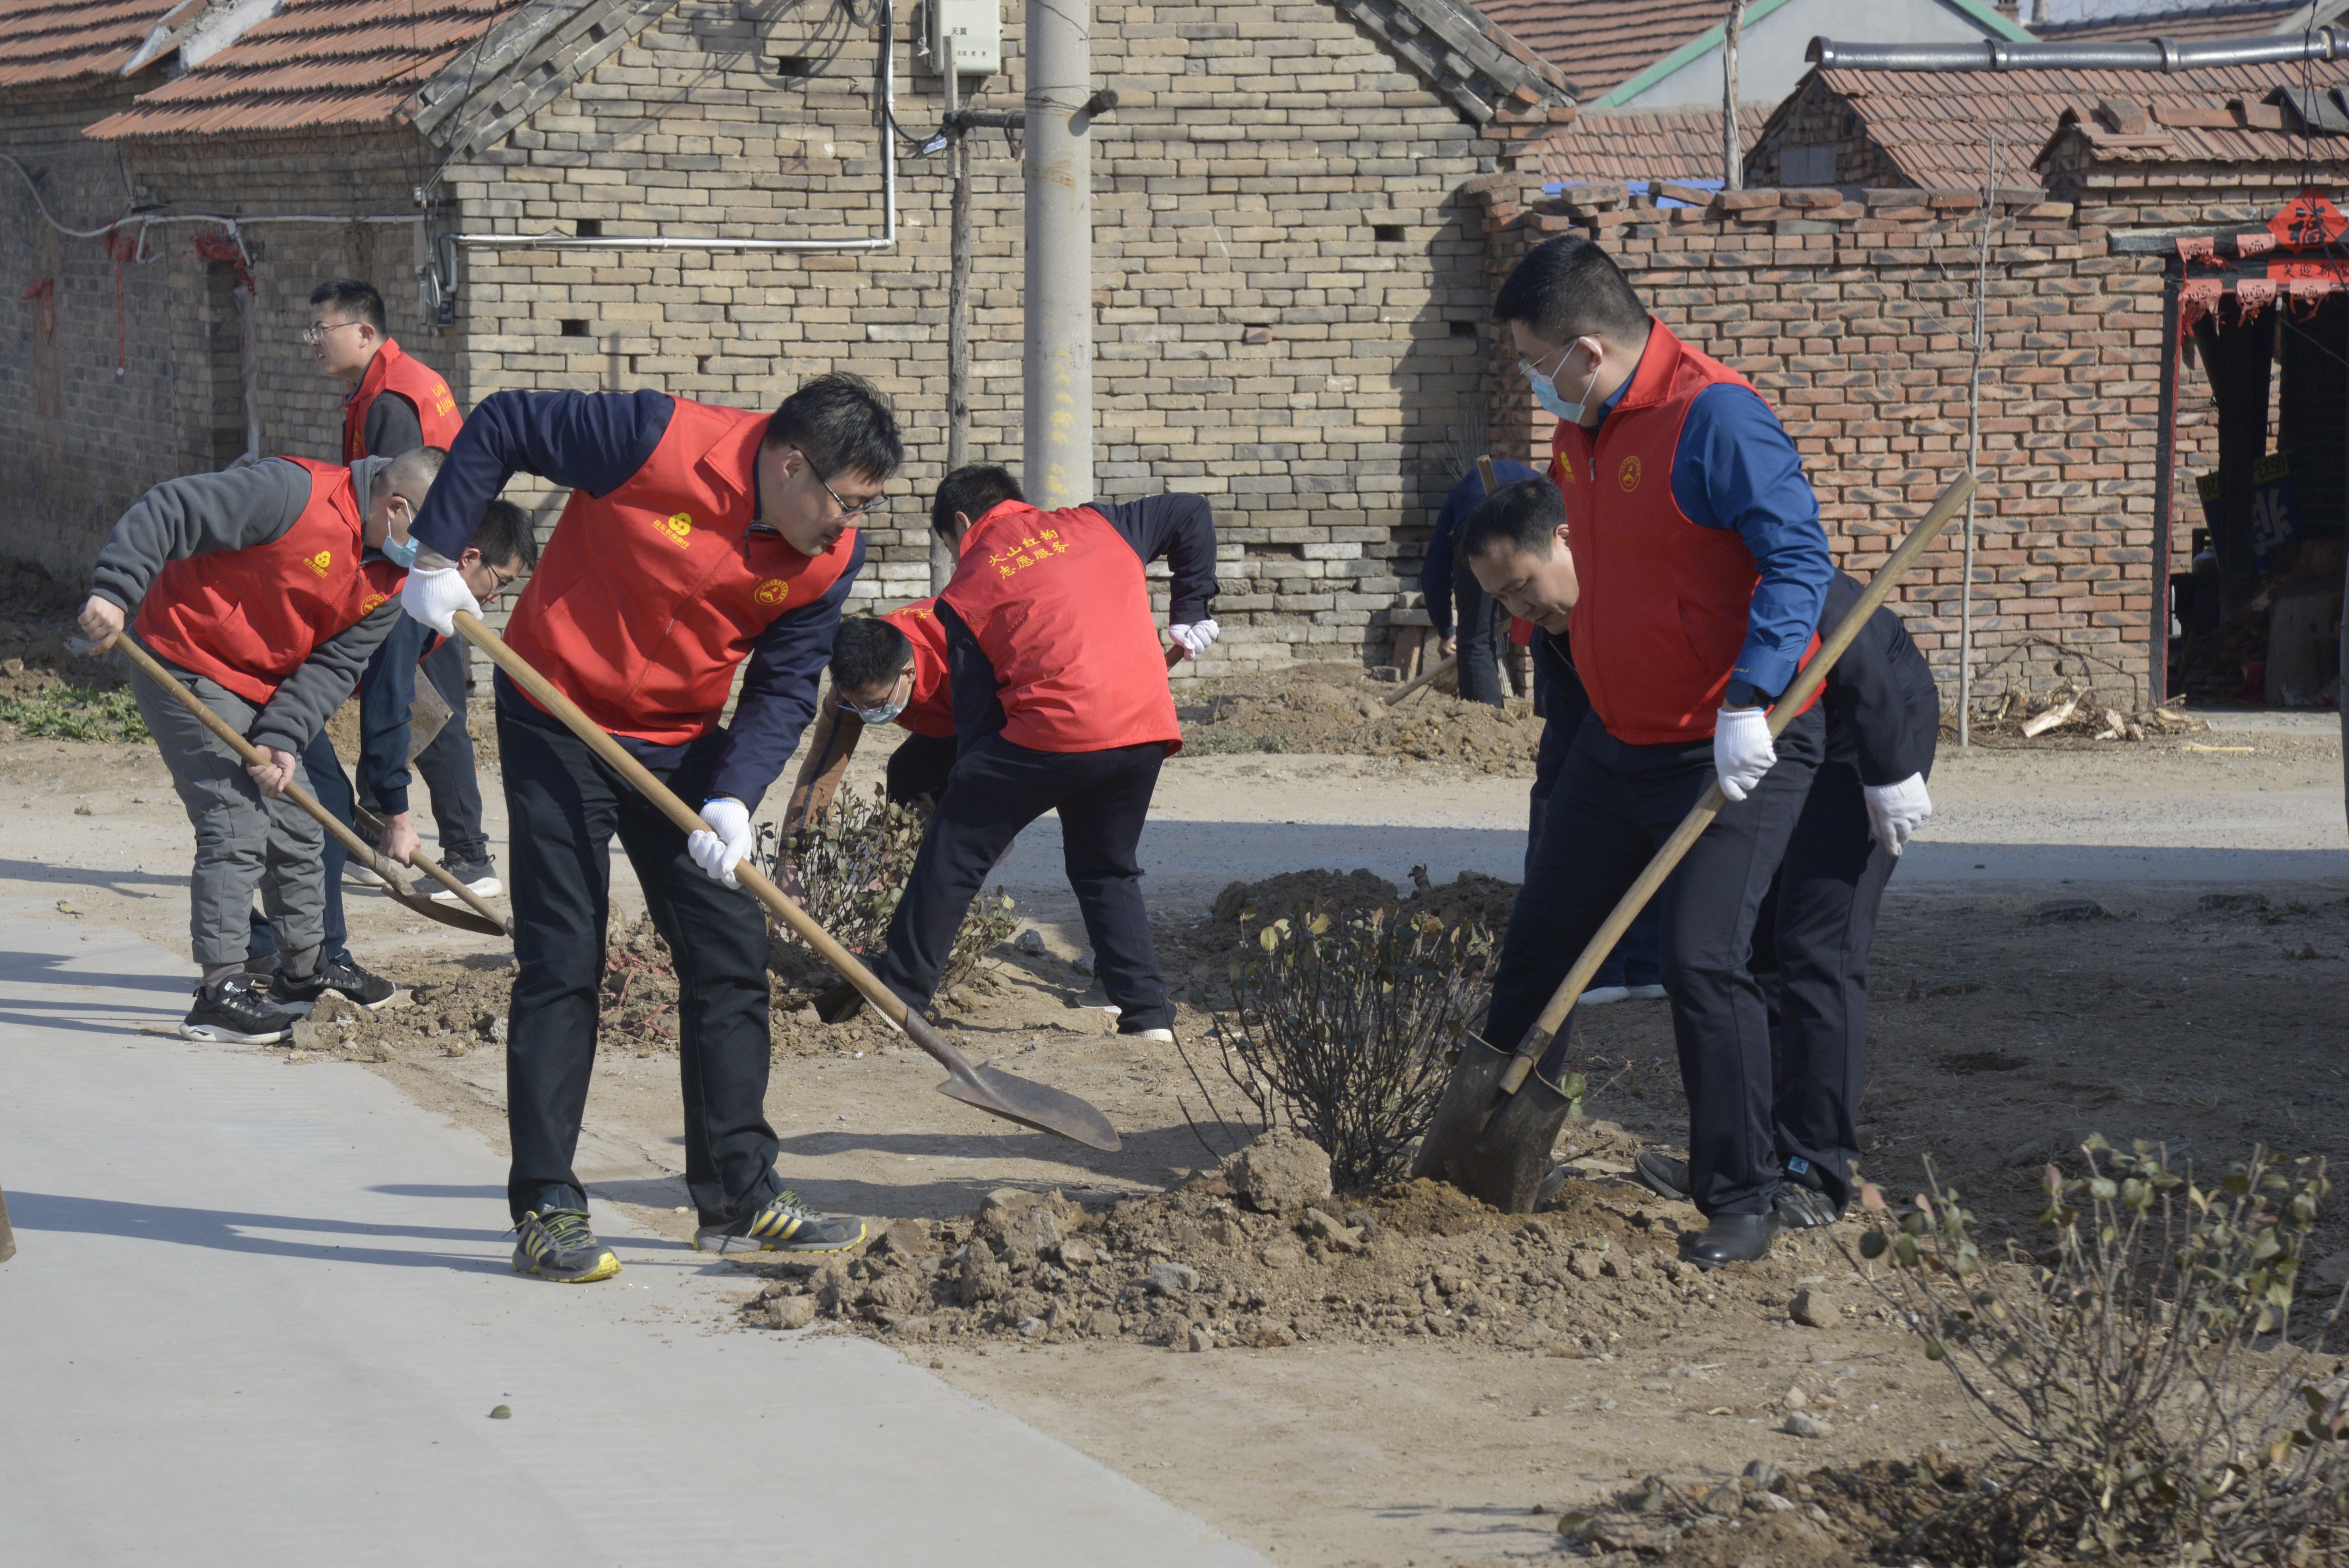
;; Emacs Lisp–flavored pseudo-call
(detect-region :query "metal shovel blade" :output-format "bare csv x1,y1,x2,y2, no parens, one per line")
937,1061,1123,1153
369,874,507,938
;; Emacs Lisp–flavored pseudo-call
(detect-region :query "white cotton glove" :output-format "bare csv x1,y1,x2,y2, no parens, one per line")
1863,772,1933,857
1167,618,1220,660
687,797,755,888
400,564,480,638
1712,705,1776,803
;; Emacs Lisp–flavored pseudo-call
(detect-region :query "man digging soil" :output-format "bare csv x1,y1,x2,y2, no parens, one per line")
401,374,901,1282
1452,236,1837,1268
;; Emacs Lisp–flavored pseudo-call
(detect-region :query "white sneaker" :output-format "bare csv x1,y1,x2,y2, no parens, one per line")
1625,983,1668,1001
343,863,384,888
1578,985,1631,1007
429,872,503,903
1120,1025,1175,1043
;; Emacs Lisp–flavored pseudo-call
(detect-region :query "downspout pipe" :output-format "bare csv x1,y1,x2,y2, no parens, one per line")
1808,28,2349,72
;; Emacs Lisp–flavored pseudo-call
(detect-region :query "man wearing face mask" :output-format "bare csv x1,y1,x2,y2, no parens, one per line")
77,446,445,1042
401,375,902,1283
1459,235,1833,1268
781,601,960,831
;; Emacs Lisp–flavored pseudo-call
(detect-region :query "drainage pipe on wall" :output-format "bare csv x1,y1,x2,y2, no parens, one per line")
1808,29,2349,72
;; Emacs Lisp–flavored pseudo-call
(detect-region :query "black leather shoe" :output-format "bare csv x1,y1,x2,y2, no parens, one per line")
1688,1210,1781,1270
1633,1150,1692,1202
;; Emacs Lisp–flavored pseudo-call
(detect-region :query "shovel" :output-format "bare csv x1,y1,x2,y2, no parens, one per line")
354,804,511,936
105,635,508,940
1413,470,1981,1211
0,1185,15,1264
450,610,1122,1154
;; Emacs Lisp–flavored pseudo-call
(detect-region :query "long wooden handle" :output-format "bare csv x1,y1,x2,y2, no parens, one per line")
450,611,976,1074
1496,470,1981,1095
112,635,427,899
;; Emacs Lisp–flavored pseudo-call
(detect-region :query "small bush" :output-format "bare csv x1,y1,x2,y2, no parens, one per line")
1848,1139,2349,1564
759,784,1014,992
1187,904,1490,1192
0,684,148,742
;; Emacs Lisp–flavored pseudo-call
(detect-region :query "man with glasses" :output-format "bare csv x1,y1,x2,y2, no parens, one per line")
780,602,958,835
1440,235,1831,1268
308,278,463,462
401,375,902,1282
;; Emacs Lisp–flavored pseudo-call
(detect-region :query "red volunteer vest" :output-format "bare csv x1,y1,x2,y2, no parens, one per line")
884,598,955,739
342,339,463,462
136,458,406,707
1550,320,1820,745
940,500,1182,755
504,398,859,743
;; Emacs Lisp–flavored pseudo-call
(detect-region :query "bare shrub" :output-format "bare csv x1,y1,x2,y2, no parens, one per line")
758,784,1015,992
1846,1138,2349,1563
1184,904,1490,1192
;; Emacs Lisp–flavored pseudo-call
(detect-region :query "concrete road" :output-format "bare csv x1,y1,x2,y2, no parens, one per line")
0,911,1262,1568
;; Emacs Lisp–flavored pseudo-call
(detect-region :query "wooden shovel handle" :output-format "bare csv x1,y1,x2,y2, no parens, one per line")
111,635,427,900
1496,469,1982,1095
449,611,980,1079
355,805,511,935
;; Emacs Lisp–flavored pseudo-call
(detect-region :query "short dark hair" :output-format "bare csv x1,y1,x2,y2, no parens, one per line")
473,498,540,573
1493,236,1647,344
931,464,1024,541
1457,478,1568,562
830,615,912,694
310,278,386,334
764,372,904,481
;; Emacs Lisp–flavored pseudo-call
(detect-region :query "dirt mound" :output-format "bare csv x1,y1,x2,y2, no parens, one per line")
1179,663,1542,773
737,1133,1868,1353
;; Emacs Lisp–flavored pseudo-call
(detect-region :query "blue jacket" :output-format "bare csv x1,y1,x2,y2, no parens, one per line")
1421,460,1540,637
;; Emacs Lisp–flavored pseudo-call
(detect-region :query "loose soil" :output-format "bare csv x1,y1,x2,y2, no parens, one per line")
1179,661,1546,773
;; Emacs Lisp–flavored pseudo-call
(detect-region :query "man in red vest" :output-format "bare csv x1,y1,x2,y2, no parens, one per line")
77,448,447,1045
401,375,902,1284
1458,236,1833,1267
781,600,960,832
308,278,464,463
869,465,1219,1042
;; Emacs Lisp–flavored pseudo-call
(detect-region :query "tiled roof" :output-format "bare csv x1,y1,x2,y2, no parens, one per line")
1535,106,1767,184
1789,60,2349,188
1324,0,1574,123
1470,0,1721,101
2031,0,2312,43
85,0,521,139
0,0,181,88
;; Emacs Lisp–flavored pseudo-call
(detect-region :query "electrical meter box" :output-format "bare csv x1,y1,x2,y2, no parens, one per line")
930,0,1000,76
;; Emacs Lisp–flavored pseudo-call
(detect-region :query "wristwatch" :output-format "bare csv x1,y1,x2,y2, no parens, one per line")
1724,679,1775,711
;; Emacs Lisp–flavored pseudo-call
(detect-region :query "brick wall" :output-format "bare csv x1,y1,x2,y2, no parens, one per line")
442,0,1505,669
1472,176,2169,709
0,78,188,589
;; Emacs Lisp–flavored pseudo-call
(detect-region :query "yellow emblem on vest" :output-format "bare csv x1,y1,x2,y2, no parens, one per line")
753,579,790,607
658,512,693,546
306,551,333,577
1618,456,1643,493
359,592,387,615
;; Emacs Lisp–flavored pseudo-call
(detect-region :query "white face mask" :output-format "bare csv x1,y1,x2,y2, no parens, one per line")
1521,338,1598,424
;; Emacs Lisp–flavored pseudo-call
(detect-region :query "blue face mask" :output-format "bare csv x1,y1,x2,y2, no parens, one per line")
1523,339,1597,424
380,533,421,568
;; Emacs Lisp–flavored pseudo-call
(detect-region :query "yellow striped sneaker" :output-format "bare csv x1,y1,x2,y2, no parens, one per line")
694,1188,866,1254
510,1206,620,1282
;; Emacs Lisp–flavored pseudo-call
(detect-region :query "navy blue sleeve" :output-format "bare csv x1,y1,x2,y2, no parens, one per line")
409,388,674,558
937,601,1008,754
356,613,438,815
708,533,866,810
1816,572,1941,787
1089,494,1219,622
1669,382,1832,698
1423,462,1542,638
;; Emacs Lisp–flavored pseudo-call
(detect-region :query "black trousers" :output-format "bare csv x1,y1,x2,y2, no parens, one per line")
358,632,489,864
1453,554,1507,708
246,728,350,965
499,703,779,1225
876,735,1170,1029
1487,706,1824,1216
885,731,958,807
1750,760,1900,1210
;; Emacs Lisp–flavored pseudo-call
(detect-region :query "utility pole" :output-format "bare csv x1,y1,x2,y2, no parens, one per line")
1722,1,1744,191
938,35,971,593
1025,0,1092,507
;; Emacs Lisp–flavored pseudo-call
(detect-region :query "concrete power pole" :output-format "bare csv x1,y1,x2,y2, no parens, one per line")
938,36,971,593
1025,0,1093,507
1722,1,1745,191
